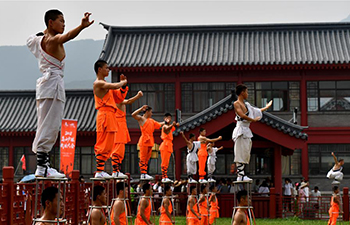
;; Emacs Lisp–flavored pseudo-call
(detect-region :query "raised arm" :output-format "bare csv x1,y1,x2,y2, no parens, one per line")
96,80,128,90
331,152,339,164
217,146,224,151
200,136,222,143
260,100,273,112
132,105,148,121
234,101,260,122
53,12,94,44
163,121,179,134
124,91,143,105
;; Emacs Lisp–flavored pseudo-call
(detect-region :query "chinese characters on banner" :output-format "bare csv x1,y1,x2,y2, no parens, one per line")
60,119,78,177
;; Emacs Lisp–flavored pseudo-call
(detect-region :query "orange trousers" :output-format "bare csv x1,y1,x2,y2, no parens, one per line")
139,146,152,174
200,216,208,225
160,151,171,178
95,132,115,171
198,155,207,179
209,210,219,224
328,210,339,225
111,143,125,172
187,218,200,225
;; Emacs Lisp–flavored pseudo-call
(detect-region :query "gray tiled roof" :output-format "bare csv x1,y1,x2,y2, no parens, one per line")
0,90,96,133
174,94,308,140
100,22,350,68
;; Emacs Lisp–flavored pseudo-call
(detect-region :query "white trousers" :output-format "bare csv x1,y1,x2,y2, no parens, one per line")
327,169,343,181
234,136,252,164
32,97,64,154
187,159,197,175
207,163,215,175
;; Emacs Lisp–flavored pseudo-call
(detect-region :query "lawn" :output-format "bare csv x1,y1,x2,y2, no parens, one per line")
146,217,346,224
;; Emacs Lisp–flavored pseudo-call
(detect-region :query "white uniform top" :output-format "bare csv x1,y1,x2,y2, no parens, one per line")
232,102,262,142
26,34,66,102
187,141,200,163
207,147,218,165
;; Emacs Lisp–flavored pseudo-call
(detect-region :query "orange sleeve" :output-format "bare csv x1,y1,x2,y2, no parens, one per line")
112,86,129,104
153,120,162,129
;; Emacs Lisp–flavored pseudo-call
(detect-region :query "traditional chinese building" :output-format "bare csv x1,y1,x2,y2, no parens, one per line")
1,22,350,195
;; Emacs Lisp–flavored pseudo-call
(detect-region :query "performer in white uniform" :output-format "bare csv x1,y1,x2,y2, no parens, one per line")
327,152,344,185
27,10,93,177
180,132,201,184
232,84,272,182
207,143,223,183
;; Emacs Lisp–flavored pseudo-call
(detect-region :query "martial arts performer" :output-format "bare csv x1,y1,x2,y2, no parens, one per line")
198,128,222,183
187,186,201,225
207,143,223,183
328,186,341,225
233,190,249,225
135,183,154,225
159,185,174,225
159,113,179,183
208,185,219,225
232,84,272,181
90,185,108,225
132,105,164,180
198,185,209,225
180,132,201,184
327,152,345,185
37,187,64,224
27,10,93,178
93,60,128,178
112,182,128,225
112,91,143,178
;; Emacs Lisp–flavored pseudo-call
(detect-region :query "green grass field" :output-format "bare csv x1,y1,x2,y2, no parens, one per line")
147,216,347,224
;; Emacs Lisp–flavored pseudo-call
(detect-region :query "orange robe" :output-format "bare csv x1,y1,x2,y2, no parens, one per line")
159,126,175,178
209,194,219,224
112,105,131,172
197,139,208,180
187,197,200,225
94,88,127,171
328,196,339,225
159,198,173,225
138,119,162,174
135,198,151,225
111,202,127,225
199,197,209,225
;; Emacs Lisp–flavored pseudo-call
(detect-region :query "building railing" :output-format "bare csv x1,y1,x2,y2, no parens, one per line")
1,167,349,225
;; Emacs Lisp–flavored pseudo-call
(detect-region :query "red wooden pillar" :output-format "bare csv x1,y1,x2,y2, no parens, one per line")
3,166,14,225
71,170,80,225
343,187,349,221
175,73,181,110
9,137,13,166
274,146,282,217
300,71,307,126
173,142,182,180
269,187,276,219
301,143,309,180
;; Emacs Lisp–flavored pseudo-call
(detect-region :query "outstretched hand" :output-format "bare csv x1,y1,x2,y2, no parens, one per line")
81,12,94,28
266,100,273,108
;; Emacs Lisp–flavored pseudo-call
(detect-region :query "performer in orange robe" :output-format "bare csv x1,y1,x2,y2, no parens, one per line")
159,113,179,183
111,90,143,178
93,60,128,178
187,186,200,225
328,186,340,225
135,183,153,225
209,186,219,225
111,182,129,225
198,185,209,225
198,128,222,183
132,105,163,180
159,185,174,225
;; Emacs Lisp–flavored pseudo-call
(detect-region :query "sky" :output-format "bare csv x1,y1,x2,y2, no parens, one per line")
0,0,350,46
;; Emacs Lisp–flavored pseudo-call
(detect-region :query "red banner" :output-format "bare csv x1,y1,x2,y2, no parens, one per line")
60,119,78,177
